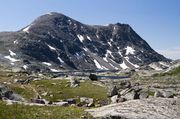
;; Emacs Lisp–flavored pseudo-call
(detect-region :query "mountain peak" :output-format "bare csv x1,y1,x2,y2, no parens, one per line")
0,12,170,72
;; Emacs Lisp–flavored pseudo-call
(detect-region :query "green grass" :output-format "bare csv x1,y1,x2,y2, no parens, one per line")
0,69,103,118
0,70,28,83
31,80,107,102
0,101,88,119
10,84,36,100
153,66,180,77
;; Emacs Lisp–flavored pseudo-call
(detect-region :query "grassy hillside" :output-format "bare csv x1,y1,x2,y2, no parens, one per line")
0,69,107,119
0,101,88,119
153,66,180,77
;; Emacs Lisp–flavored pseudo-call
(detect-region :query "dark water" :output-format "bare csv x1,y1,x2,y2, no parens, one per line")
50,70,129,80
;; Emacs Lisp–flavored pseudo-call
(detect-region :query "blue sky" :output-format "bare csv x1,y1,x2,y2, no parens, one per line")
0,0,179,59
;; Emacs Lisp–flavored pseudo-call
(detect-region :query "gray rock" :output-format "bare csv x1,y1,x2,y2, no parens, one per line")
139,91,149,99
80,97,94,107
31,98,48,104
111,95,119,103
107,86,118,97
119,88,132,96
102,115,127,119
9,93,24,101
89,74,98,81
119,80,131,89
53,101,69,106
86,98,180,119
70,77,80,88
0,84,24,101
162,91,174,98
117,98,126,103
123,90,139,100
65,98,76,104
154,91,164,97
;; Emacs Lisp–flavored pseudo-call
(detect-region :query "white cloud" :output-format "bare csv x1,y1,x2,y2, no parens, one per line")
157,49,180,60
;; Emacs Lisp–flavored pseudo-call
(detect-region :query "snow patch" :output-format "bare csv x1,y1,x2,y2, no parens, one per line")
109,63,119,70
50,69,59,72
47,12,53,15
23,25,32,33
87,36,92,41
105,50,114,58
83,48,88,52
42,62,52,66
9,50,16,56
113,26,116,30
57,57,64,63
96,34,100,39
4,56,20,62
137,57,142,61
23,65,28,70
108,42,112,47
103,57,108,62
11,63,15,65
47,32,55,39
94,59,103,69
102,66,108,70
110,38,113,42
118,51,122,57
125,46,135,55
68,20,72,25
14,40,18,44
125,57,139,68
77,34,84,42
120,61,129,69
47,44,56,51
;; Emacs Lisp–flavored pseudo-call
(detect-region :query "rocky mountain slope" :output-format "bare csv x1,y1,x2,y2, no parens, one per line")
0,12,169,72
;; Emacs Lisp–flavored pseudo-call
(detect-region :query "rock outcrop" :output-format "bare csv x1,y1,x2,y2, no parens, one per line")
86,98,180,119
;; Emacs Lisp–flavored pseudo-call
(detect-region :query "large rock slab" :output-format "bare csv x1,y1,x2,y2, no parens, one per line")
86,98,180,119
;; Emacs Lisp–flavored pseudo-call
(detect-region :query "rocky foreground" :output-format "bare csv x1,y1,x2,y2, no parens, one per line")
0,64,179,118
86,98,180,119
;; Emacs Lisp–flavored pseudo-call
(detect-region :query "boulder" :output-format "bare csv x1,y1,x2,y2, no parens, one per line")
119,80,131,89
102,115,127,119
162,91,174,98
117,97,126,103
119,88,132,96
139,91,149,99
53,101,69,106
0,84,24,101
107,86,118,97
111,95,119,103
65,98,76,104
123,90,139,100
111,95,126,103
8,93,24,101
70,77,80,88
80,97,94,107
31,98,48,104
89,74,98,81
154,91,164,97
